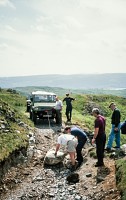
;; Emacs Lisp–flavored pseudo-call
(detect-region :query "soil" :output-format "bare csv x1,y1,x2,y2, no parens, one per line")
0,120,122,200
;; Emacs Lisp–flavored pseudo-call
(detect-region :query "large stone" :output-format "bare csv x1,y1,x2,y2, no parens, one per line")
44,150,65,165
121,144,126,154
66,172,79,183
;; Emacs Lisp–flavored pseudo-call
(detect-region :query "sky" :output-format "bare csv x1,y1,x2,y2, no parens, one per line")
0,0,126,77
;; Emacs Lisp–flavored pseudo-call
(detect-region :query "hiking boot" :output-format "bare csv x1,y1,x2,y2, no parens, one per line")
105,147,111,152
76,162,83,169
113,146,120,149
70,165,76,172
95,162,104,167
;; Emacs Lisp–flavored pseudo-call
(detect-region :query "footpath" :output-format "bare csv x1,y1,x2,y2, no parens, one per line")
0,122,121,200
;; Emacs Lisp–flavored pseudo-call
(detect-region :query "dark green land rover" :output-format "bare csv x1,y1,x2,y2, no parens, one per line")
29,91,59,124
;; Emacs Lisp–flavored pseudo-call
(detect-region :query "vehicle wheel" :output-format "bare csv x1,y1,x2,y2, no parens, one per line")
56,118,60,124
30,111,32,119
32,113,37,124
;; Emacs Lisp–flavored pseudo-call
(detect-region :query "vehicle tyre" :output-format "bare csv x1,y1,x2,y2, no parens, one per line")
32,113,37,124
30,111,32,119
56,117,60,124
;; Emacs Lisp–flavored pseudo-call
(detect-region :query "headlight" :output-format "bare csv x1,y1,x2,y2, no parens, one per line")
33,107,39,111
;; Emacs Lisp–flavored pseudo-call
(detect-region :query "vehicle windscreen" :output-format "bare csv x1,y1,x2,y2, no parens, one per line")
33,95,56,103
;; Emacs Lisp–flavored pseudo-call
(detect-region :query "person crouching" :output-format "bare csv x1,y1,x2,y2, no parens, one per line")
55,132,78,171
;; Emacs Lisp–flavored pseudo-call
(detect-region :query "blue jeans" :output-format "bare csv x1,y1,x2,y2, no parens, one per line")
107,124,121,148
76,138,87,163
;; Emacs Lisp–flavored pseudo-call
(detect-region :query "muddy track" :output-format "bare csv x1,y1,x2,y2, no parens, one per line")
0,120,121,200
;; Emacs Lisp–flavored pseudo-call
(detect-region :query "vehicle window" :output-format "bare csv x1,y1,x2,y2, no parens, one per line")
34,95,56,102
34,96,40,102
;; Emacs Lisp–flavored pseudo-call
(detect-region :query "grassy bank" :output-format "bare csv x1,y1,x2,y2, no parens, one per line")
0,89,33,161
116,159,126,199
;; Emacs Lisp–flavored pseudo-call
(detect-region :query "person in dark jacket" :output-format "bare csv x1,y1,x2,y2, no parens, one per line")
106,102,121,151
64,126,87,167
92,108,106,167
63,93,75,122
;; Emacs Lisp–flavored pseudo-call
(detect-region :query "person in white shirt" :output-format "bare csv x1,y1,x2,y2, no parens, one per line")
55,132,78,171
55,96,63,125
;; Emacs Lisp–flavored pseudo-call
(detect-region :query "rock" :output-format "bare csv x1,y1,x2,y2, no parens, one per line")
86,173,92,177
75,195,81,200
66,172,79,183
1,124,5,129
34,149,44,160
96,176,105,183
27,146,35,159
121,144,126,155
29,131,34,137
29,136,35,144
48,192,55,197
32,176,43,183
44,150,65,165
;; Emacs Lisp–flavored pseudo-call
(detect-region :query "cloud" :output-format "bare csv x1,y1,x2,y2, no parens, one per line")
0,0,126,77
5,25,16,32
0,0,15,9
0,43,8,50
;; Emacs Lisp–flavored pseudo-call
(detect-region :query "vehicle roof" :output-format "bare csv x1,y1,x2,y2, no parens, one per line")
31,91,56,95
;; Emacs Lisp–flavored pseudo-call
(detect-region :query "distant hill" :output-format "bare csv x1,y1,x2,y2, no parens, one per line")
0,73,126,89
14,86,126,98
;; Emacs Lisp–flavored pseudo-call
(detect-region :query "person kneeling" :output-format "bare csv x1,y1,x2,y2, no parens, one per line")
55,132,78,171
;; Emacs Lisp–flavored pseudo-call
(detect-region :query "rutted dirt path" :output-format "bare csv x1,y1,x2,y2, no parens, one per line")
0,121,121,200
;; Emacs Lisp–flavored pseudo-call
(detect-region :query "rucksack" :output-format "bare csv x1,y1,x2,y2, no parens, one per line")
121,121,126,134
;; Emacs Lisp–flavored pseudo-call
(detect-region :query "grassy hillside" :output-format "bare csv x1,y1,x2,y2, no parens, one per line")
61,93,126,145
0,89,33,161
1,88,126,161
116,159,126,200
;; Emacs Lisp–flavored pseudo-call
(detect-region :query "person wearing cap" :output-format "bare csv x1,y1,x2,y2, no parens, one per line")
55,96,63,125
92,108,106,167
64,126,87,167
106,102,121,151
55,131,78,171
63,93,75,122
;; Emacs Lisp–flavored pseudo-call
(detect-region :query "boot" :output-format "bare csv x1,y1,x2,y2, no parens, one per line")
70,165,76,172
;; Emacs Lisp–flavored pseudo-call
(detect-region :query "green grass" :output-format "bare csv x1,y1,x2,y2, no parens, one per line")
0,130,28,160
0,89,34,161
116,159,126,199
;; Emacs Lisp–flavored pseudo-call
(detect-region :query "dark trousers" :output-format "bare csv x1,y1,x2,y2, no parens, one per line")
66,107,72,121
96,134,106,164
76,138,87,163
56,110,62,125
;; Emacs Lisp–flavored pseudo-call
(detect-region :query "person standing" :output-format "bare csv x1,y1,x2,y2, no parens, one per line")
64,126,87,167
106,102,121,151
55,96,63,125
92,108,106,167
55,132,78,171
63,93,75,122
